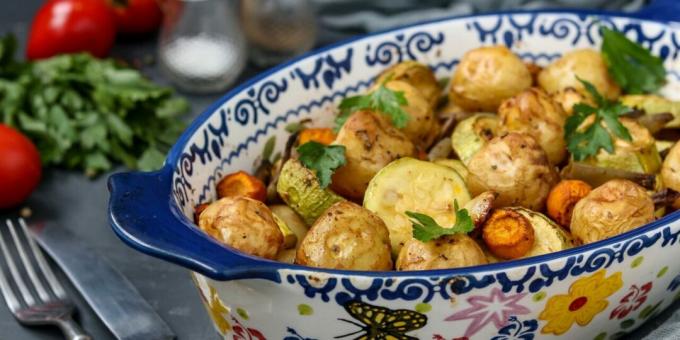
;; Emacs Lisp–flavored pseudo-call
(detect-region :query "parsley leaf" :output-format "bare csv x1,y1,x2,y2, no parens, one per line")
601,26,666,94
334,78,410,132
565,78,632,161
297,141,346,188
406,201,474,242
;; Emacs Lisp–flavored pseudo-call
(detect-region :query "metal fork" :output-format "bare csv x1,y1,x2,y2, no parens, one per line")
0,219,91,340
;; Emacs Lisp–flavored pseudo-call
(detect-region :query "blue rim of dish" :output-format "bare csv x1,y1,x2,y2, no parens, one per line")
120,7,680,280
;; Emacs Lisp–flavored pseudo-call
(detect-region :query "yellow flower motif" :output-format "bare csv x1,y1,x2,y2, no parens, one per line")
206,285,231,334
539,269,623,335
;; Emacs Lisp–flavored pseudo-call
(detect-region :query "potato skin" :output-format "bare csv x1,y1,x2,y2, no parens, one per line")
199,197,283,259
498,87,567,165
376,61,440,108
380,80,440,149
467,133,559,211
538,49,621,100
449,46,532,112
296,201,393,270
396,234,487,271
331,110,416,200
570,179,654,244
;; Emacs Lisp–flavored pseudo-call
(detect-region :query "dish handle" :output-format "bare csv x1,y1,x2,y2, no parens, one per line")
632,0,680,22
107,167,282,282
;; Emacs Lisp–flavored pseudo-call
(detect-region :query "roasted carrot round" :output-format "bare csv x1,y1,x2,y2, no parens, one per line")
298,128,336,145
546,179,592,228
482,209,535,260
217,170,267,202
194,202,211,224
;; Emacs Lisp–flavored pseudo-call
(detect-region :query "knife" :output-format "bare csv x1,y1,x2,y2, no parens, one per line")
28,220,176,340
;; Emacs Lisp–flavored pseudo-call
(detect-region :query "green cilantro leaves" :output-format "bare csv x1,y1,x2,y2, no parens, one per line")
601,26,666,94
406,201,474,242
334,76,410,132
565,78,632,161
296,141,346,188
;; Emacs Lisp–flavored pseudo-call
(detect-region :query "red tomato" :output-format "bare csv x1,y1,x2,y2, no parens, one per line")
0,125,42,209
26,0,117,60
109,0,163,34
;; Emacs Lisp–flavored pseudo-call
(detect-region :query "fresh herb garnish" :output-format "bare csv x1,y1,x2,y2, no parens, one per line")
297,141,346,188
334,76,410,132
601,26,666,94
406,201,474,242
0,34,189,175
261,136,276,162
565,78,632,161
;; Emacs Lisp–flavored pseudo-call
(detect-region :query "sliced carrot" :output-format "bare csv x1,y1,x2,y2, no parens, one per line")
417,148,428,160
194,203,211,224
482,209,535,260
546,179,592,228
217,171,267,202
298,128,336,145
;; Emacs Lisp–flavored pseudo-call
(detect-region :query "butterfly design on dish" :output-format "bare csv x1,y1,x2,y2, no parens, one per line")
335,300,428,340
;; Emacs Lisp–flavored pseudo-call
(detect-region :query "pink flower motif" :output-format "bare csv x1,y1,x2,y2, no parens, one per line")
445,287,530,338
610,282,653,320
232,317,266,340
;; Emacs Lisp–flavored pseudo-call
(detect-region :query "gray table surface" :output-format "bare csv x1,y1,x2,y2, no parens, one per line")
2,1,680,339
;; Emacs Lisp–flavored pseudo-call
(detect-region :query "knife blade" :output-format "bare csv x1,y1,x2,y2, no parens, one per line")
28,220,176,340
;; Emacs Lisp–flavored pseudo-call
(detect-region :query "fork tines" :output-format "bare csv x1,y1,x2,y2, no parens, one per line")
0,219,66,312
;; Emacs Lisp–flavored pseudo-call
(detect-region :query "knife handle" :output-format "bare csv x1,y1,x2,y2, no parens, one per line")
108,167,280,282
56,316,92,340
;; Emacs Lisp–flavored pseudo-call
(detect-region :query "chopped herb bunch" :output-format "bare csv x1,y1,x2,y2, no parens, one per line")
601,26,666,94
407,201,474,242
565,78,632,161
0,34,189,175
335,76,410,132
296,141,346,188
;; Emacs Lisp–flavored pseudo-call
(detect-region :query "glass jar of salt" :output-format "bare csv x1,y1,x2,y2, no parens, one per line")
158,0,246,94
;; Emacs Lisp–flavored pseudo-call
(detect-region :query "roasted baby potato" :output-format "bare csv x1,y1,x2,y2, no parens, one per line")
331,110,416,200
396,234,487,271
449,46,532,112
551,87,592,116
451,113,500,165
570,179,655,244
199,197,283,259
364,158,471,257
467,133,559,211
379,80,440,149
376,60,440,108
538,49,621,100
296,201,393,270
498,87,568,164
582,118,661,174
277,158,345,225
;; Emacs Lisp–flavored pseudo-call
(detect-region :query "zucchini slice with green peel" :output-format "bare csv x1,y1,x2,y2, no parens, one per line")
364,157,471,257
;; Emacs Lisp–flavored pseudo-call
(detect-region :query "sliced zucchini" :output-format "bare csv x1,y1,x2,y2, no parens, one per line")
621,94,680,128
433,158,469,181
451,113,499,165
272,213,297,249
509,207,573,257
276,159,345,225
270,205,308,250
364,157,471,257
